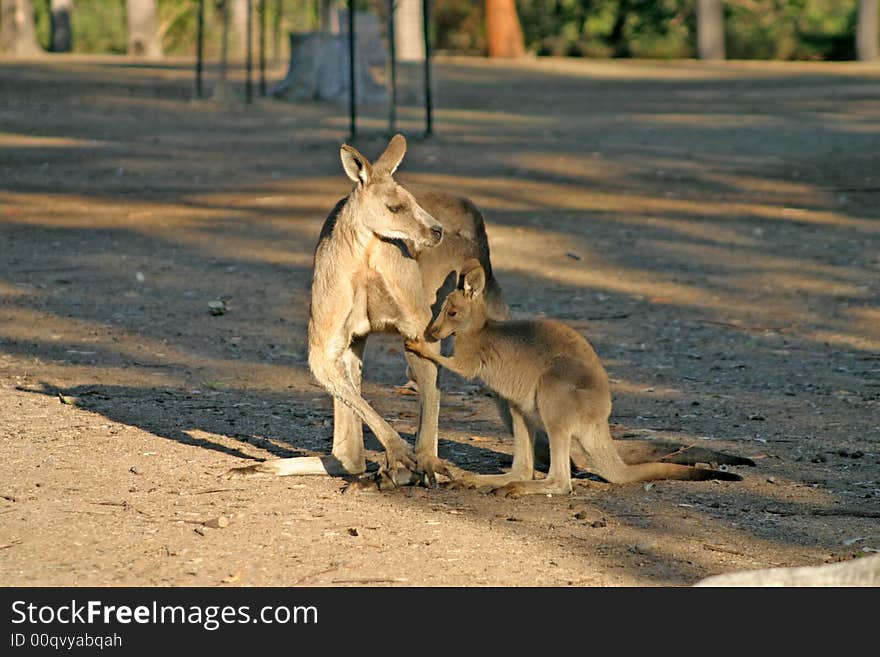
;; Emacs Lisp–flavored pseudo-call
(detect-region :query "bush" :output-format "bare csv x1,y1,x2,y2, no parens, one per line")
24,0,872,61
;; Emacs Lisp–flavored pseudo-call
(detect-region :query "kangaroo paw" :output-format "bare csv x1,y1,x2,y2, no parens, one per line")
344,470,405,493
384,439,418,474
343,475,381,493
342,467,416,493
415,453,454,488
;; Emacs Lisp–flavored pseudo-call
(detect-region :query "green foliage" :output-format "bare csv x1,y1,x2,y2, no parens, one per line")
21,0,875,60
75,0,127,54
435,0,865,61
29,0,319,56
435,0,485,53
33,1,51,49
725,0,857,61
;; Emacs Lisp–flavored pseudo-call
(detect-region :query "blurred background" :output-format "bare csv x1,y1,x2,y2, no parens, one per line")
1,1,878,63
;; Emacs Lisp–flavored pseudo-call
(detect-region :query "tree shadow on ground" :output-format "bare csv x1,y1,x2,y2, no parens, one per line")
1,56,878,584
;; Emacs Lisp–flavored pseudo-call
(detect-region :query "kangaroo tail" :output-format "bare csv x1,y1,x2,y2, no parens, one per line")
614,440,755,468
575,424,743,484
611,461,742,483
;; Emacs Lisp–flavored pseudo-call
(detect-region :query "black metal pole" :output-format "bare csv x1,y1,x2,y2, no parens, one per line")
348,0,356,139
273,0,282,64
196,0,205,98
259,0,266,96
422,0,433,136
388,0,397,135
245,0,253,103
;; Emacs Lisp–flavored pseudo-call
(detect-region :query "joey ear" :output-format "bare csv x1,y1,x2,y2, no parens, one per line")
460,259,486,299
374,133,406,176
340,144,373,186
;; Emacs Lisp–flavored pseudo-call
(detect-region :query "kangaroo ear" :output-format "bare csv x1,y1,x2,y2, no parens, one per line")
460,259,486,299
374,133,406,176
340,144,373,186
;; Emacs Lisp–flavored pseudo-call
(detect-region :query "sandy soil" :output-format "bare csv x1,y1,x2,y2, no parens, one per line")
0,55,878,587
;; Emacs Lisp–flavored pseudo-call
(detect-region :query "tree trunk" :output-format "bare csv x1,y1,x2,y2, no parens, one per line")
126,0,162,57
696,0,725,60
49,0,73,52
0,0,42,55
318,0,337,34
857,0,879,61
608,0,632,58
393,0,423,61
485,0,525,58
230,0,248,60
215,0,231,100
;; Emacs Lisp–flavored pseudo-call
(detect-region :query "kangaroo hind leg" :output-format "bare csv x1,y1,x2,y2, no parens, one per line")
455,406,536,490
495,379,575,497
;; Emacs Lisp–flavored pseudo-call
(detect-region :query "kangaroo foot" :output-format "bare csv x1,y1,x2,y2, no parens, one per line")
343,466,418,493
455,471,531,489
225,455,362,478
383,438,418,475
414,452,454,488
494,479,573,498
343,474,382,493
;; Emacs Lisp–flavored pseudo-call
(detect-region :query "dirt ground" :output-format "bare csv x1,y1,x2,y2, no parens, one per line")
0,55,878,587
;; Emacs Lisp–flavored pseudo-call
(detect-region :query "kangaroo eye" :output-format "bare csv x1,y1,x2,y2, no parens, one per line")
447,310,458,318
386,204,405,214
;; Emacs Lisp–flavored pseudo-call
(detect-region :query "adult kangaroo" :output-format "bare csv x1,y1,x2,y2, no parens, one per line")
231,134,507,484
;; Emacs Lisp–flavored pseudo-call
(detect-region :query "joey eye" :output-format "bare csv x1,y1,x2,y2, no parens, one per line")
447,310,458,318
386,204,405,214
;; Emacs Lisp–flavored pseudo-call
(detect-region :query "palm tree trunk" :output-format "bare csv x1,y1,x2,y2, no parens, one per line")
391,0,423,61
857,0,879,61
126,0,163,58
485,0,525,58
0,0,42,55
696,0,725,60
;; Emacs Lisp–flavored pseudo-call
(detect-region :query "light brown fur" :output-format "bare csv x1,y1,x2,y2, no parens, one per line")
406,260,743,496
229,135,506,482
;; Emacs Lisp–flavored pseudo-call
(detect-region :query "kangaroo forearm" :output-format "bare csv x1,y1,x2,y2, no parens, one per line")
432,354,478,380
382,279,431,339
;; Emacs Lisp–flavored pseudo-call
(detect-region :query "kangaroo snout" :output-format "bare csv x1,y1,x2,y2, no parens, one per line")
429,321,454,340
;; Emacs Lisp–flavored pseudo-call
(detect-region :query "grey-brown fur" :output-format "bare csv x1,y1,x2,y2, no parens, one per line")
229,135,506,481
407,260,743,496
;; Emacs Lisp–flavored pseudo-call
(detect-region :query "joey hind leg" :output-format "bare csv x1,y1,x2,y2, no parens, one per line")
497,380,575,497
457,406,536,490
496,426,572,497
